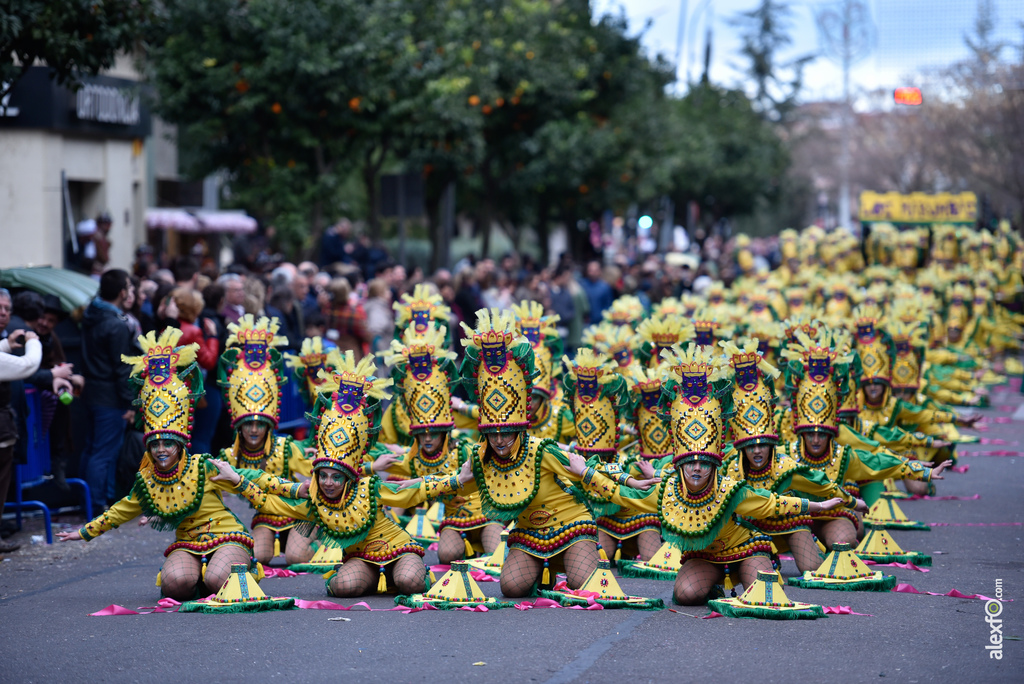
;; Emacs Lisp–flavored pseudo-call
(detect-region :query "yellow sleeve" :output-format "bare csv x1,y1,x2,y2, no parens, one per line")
577,466,660,514
287,441,313,478
251,493,316,520
845,449,931,483
230,468,305,498
733,491,808,519
789,473,852,504
383,449,415,480
80,493,144,540
380,475,464,507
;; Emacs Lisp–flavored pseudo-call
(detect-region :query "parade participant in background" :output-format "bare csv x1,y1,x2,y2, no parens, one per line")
564,343,845,606
57,329,282,600
284,337,343,411
448,309,640,598
514,301,575,443
719,339,863,574
564,350,661,564
218,315,313,565
227,355,453,598
778,330,950,550
381,326,503,563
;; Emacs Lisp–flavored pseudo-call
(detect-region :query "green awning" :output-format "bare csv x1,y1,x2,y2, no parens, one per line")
0,267,99,312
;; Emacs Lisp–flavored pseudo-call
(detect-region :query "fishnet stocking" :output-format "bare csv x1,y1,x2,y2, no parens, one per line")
437,528,468,564
499,549,542,598
562,541,599,589
597,531,617,561
674,559,724,606
636,530,662,562
204,544,252,593
328,559,376,597
787,530,825,573
390,553,427,594
252,526,277,564
814,518,858,550
734,555,773,591
160,550,202,600
284,527,316,565
480,523,503,554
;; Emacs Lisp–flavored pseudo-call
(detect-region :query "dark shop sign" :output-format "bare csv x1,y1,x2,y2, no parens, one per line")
0,66,151,139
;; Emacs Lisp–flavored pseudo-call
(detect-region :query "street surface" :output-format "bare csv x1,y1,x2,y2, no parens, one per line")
1,386,1021,684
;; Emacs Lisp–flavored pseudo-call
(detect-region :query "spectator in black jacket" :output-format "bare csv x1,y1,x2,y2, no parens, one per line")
79,270,136,513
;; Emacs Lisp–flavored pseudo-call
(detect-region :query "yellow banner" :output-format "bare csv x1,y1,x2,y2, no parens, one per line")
859,191,977,224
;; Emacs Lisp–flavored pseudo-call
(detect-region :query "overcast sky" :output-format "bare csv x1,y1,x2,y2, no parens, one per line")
594,0,1024,103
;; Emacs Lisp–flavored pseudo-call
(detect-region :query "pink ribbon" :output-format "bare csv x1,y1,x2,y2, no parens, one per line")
429,564,499,583
863,560,929,573
979,438,1017,445
90,605,141,616
928,522,1022,527
963,450,1024,457
891,584,1011,602
701,611,724,619
907,494,980,501
996,405,1016,413
822,606,874,616
294,599,429,613
427,543,439,551
950,465,970,473
263,567,305,578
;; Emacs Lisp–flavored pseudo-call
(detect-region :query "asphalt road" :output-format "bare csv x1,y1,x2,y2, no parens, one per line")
1,385,1022,684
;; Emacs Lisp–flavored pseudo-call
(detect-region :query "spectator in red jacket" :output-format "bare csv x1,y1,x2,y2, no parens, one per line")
171,288,219,371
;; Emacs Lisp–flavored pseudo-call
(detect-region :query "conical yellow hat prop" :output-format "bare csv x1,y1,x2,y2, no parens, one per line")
405,508,439,545
710,571,825,619
787,543,897,591
288,542,346,574
426,501,444,524
466,529,508,577
863,498,929,530
179,564,295,613
856,523,932,566
394,561,516,610
540,560,663,609
617,541,681,580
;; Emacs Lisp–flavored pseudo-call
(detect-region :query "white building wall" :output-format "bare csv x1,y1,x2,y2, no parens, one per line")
0,131,147,270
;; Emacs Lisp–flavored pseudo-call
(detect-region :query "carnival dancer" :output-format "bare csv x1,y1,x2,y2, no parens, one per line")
217,315,315,565
381,326,503,563
719,339,863,574
563,343,846,605
514,301,575,443
778,329,951,550
57,329,287,600
444,309,644,598
563,350,661,564
232,354,458,597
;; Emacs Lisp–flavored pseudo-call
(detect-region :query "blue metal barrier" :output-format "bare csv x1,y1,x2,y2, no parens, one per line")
3,388,92,543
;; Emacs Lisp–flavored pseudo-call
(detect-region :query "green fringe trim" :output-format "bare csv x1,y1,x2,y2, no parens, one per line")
616,560,678,581
659,476,749,552
178,597,296,613
708,599,825,620
537,589,663,610
879,491,911,500
860,552,932,567
473,438,546,523
867,520,930,531
786,574,897,592
287,563,338,574
394,595,517,611
133,454,207,531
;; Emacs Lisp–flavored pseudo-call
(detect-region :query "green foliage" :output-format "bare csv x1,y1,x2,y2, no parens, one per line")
146,0,795,258
0,0,154,106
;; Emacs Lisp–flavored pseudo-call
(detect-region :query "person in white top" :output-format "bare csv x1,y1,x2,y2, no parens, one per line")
0,287,43,553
